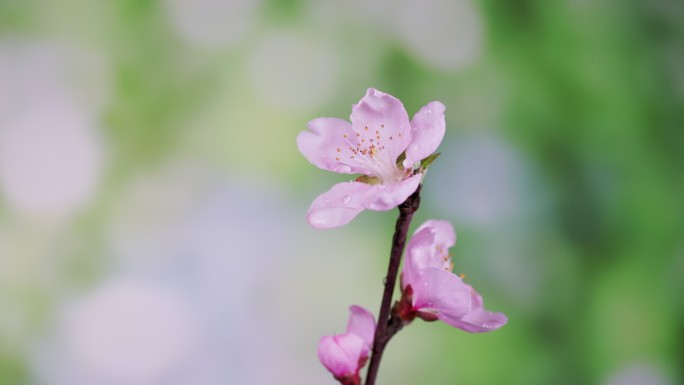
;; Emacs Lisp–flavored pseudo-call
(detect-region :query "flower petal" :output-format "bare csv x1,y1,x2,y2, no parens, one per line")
363,173,422,211
439,285,508,333
350,88,411,163
402,227,436,289
297,117,373,175
414,219,456,249
412,268,471,319
317,333,365,377
346,305,375,349
406,220,456,277
403,101,446,168
306,181,374,229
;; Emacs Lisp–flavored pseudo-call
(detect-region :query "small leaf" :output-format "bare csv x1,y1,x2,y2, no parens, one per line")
419,152,441,172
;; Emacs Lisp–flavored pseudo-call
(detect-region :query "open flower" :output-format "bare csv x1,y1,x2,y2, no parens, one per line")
318,305,376,385
397,220,508,332
297,88,445,229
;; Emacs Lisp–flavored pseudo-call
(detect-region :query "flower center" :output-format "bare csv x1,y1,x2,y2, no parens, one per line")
337,125,406,183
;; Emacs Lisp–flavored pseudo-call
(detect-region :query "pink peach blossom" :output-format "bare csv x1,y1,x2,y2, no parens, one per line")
317,305,376,385
398,220,507,332
297,88,445,229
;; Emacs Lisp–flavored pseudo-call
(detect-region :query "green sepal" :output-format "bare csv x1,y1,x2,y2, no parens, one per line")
419,152,441,172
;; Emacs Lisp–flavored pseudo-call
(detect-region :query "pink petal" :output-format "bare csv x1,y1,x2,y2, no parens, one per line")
363,174,422,211
441,308,508,333
439,285,508,333
414,219,456,249
350,88,411,163
297,118,373,175
402,229,435,289
412,268,471,319
317,333,365,377
346,305,375,349
306,181,374,229
405,220,456,276
403,101,446,168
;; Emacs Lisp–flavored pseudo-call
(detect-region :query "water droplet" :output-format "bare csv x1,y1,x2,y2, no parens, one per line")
324,199,331,205
342,195,352,206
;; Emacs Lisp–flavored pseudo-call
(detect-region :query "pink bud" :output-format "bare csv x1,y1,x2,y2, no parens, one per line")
318,305,376,384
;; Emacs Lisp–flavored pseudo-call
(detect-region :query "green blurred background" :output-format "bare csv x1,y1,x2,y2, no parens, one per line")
0,0,682,384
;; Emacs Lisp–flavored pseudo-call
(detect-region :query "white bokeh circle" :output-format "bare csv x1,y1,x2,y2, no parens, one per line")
0,103,104,217
246,31,338,111
392,0,484,71
165,0,261,49
60,279,197,384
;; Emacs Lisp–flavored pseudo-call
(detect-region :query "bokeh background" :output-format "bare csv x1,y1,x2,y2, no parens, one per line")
0,0,682,384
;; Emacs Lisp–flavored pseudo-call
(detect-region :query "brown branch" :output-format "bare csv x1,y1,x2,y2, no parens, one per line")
364,185,421,385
